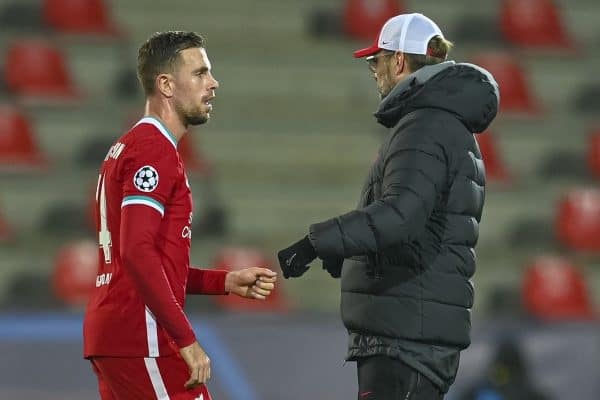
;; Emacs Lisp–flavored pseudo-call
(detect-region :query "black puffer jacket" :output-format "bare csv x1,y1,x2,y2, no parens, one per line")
308,61,499,390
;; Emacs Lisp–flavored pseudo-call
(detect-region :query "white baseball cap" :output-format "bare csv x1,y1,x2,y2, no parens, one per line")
353,13,445,58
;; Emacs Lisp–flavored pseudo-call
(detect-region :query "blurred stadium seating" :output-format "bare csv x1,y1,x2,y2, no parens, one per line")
0,205,12,242
522,255,597,321
343,0,405,40
42,0,122,36
470,52,541,114
555,188,600,252
0,0,599,398
475,131,511,184
0,0,598,347
500,0,575,50
4,40,80,101
0,105,47,168
588,126,600,178
52,239,98,307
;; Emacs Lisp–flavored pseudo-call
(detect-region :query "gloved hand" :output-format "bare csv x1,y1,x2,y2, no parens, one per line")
322,258,344,278
277,235,317,279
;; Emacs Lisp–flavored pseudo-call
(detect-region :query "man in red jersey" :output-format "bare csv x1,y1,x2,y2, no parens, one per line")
83,31,277,400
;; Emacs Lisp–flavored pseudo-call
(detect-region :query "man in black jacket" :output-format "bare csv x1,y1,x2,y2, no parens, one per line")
277,13,499,400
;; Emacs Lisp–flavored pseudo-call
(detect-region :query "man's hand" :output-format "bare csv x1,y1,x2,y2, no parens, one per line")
179,341,210,389
277,235,317,279
225,267,277,300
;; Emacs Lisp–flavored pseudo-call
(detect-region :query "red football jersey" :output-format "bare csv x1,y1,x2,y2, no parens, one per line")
84,116,196,358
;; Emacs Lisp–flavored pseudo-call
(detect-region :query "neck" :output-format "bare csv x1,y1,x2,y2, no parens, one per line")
143,98,187,141
394,68,413,86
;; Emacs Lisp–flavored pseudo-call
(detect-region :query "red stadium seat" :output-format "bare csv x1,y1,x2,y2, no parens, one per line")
4,40,79,100
212,246,289,312
0,106,47,168
475,131,510,183
587,128,600,179
343,0,405,41
522,256,596,321
555,188,600,252
471,52,540,115
500,0,574,50
52,240,99,307
43,0,121,36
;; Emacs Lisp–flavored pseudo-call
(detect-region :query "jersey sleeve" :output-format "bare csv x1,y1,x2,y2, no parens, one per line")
121,138,178,217
187,268,228,295
121,203,196,348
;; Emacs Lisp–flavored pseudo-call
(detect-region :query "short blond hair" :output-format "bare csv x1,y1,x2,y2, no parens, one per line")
404,36,454,72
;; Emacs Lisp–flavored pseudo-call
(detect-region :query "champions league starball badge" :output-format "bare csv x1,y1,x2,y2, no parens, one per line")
134,165,159,192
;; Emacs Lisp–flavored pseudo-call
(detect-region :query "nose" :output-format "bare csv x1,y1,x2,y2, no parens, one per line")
210,74,219,90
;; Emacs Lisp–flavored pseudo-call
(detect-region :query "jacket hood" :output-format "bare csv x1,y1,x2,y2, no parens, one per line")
374,61,499,133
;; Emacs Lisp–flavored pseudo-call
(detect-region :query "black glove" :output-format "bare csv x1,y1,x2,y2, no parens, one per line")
277,235,317,279
322,257,344,278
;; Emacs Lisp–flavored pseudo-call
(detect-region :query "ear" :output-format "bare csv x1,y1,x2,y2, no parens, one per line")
394,52,405,75
156,73,174,98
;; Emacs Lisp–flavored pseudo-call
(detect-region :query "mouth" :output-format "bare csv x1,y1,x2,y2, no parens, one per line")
204,96,215,111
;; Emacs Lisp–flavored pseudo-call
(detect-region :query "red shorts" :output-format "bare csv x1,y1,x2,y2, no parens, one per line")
90,354,212,400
